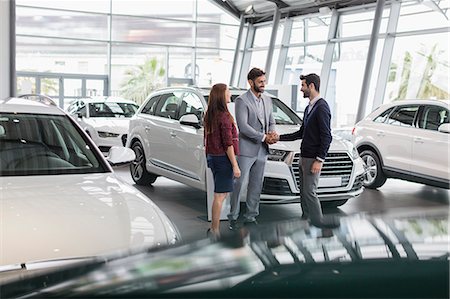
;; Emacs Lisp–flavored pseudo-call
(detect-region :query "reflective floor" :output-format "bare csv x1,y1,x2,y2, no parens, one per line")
116,167,449,243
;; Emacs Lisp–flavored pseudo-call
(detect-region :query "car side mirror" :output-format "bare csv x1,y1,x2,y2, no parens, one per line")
179,114,201,129
438,123,450,134
106,146,136,167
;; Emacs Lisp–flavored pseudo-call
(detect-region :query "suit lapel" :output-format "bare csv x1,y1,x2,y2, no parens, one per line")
247,90,265,127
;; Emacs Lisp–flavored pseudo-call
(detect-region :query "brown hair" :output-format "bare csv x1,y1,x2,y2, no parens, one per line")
204,83,234,134
300,73,320,92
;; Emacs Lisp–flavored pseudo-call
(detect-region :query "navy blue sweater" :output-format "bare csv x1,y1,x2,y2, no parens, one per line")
280,98,332,160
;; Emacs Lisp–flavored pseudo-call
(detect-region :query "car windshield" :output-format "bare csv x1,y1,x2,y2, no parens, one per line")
0,113,108,176
88,102,138,118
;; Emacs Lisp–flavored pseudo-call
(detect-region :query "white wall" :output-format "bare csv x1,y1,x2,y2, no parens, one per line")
0,0,10,99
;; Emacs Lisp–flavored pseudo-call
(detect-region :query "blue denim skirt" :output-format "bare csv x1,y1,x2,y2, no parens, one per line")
206,154,234,193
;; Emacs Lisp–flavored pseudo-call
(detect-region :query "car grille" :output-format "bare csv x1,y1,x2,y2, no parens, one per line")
292,152,353,190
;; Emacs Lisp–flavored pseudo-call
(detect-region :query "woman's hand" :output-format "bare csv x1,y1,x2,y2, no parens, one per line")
233,165,241,178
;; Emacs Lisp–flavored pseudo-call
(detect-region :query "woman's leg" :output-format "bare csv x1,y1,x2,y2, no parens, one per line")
211,192,228,234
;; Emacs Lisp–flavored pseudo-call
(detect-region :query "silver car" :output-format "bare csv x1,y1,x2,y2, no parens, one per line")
127,87,365,207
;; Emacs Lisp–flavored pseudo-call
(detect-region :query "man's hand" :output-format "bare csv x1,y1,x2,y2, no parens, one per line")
311,160,323,174
265,131,279,144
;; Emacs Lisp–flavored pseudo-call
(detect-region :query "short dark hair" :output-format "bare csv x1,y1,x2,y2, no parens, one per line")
300,73,320,92
247,67,266,81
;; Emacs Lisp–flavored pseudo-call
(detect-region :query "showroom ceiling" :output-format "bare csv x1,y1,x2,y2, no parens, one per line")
210,0,448,23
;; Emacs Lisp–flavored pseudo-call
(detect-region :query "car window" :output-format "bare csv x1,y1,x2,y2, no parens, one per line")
418,105,449,131
141,95,160,115
386,105,419,127
88,102,138,118
373,107,394,123
179,92,204,120
78,105,87,117
272,98,301,125
0,113,108,176
154,93,182,120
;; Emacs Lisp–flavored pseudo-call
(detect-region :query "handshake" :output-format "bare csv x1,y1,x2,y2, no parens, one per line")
265,131,280,145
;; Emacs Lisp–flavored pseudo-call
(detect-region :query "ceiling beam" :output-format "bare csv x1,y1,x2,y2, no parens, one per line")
266,0,290,9
208,0,241,19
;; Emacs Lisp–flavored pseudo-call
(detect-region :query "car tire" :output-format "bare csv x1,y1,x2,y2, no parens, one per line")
130,141,158,185
360,149,386,189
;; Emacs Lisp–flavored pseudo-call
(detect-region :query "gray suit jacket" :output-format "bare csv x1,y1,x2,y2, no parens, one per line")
235,90,276,157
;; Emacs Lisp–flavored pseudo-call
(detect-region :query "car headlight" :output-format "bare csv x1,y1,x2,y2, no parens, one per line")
351,146,360,159
98,131,120,138
268,149,289,161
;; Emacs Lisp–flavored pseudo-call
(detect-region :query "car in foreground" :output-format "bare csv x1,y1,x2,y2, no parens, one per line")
127,87,365,208
0,96,179,268
353,99,450,189
67,96,139,154
1,210,448,298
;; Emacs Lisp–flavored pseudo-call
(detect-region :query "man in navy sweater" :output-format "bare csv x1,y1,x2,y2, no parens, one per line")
279,73,339,228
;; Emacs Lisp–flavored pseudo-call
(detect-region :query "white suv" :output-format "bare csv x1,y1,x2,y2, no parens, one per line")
0,96,179,267
353,99,450,189
127,87,365,208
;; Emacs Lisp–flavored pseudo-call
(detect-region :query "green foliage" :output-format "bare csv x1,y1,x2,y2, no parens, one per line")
120,57,166,104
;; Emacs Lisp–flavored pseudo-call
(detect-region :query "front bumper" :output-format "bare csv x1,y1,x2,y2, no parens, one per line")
260,153,365,204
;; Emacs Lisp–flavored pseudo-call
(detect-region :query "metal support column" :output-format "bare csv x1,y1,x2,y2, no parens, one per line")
107,0,112,95
274,17,293,84
355,0,385,123
320,9,339,97
230,14,245,87
191,0,198,85
238,24,256,88
372,1,401,110
265,6,281,81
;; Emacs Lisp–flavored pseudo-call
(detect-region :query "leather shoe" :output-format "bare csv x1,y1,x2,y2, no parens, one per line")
228,220,240,231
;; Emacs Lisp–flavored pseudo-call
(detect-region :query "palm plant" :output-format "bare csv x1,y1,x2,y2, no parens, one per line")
120,57,166,104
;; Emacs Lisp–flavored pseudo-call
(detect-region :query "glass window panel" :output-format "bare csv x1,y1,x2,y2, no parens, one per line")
111,44,167,104
16,7,108,40
196,23,238,49
112,16,193,46
16,37,108,75
197,0,240,24
41,78,59,97
16,0,111,13
16,77,36,95
290,19,305,44
249,50,268,74
168,48,194,84
398,3,450,32
306,18,331,43
112,0,194,19
384,33,449,103
64,79,82,97
86,80,105,97
339,9,389,38
253,23,284,48
331,40,382,127
196,49,233,86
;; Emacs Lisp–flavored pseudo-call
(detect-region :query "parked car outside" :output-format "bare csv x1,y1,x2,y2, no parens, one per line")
2,210,448,298
127,86,365,208
67,96,139,154
353,99,450,189
0,96,180,268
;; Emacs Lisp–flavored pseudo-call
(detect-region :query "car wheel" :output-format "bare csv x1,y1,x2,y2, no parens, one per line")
130,141,158,185
360,149,386,189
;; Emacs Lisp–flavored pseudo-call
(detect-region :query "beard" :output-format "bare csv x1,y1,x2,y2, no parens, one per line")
253,82,265,93
302,89,310,98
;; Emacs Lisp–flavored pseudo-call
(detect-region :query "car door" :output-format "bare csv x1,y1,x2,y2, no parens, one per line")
169,91,207,189
145,92,183,171
379,105,419,173
412,104,449,181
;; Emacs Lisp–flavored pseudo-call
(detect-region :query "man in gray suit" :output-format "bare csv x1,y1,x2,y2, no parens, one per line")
228,68,278,229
